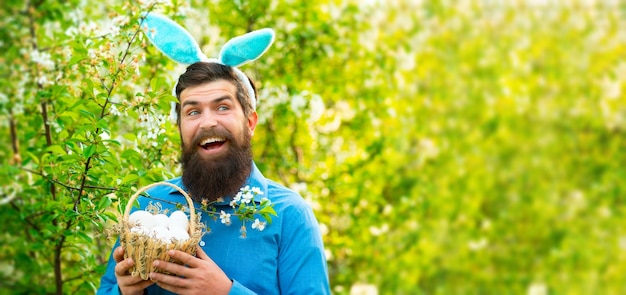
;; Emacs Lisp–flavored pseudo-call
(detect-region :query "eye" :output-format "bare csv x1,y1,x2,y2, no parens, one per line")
217,105,230,111
187,110,200,116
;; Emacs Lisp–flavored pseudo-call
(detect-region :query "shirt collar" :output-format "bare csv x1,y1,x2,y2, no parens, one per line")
167,161,268,205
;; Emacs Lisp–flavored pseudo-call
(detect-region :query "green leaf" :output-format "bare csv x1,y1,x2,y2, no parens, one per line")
96,118,109,130
120,173,140,184
261,213,274,225
100,211,119,223
25,152,40,165
97,195,112,211
83,145,96,158
259,206,277,217
79,109,96,121
76,231,93,243
45,144,67,155
68,54,87,67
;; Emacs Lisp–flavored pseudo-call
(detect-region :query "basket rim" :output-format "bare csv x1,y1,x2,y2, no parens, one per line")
123,181,197,233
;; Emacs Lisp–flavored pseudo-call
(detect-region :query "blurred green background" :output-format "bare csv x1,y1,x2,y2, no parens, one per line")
1,0,625,294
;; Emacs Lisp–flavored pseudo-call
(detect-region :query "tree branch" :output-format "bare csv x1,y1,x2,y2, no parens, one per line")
8,110,21,165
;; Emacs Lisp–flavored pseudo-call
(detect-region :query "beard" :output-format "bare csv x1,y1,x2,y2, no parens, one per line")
180,124,252,203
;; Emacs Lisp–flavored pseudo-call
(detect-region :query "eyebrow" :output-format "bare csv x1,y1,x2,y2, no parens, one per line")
181,95,233,108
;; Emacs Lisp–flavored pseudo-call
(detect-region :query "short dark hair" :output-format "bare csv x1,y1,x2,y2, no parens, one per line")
175,62,256,118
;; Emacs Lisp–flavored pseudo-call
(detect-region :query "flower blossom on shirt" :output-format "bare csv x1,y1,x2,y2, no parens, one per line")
219,210,232,225
198,185,276,237
251,219,266,231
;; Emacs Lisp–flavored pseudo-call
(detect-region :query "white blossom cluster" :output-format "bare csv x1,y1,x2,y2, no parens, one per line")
289,90,325,124
138,109,167,145
258,86,327,128
26,49,56,86
257,85,290,124
0,183,21,206
230,185,263,206
30,50,55,69
216,186,269,231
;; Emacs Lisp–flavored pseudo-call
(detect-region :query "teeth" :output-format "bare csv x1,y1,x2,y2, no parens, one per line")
200,137,225,145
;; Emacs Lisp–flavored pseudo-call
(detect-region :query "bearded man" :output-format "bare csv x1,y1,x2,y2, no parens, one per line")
97,62,331,295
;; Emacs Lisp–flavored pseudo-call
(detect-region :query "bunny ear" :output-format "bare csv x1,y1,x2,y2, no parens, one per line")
219,28,275,67
141,12,206,65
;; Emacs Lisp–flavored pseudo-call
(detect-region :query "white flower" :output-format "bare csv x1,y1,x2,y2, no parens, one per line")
242,191,254,204
112,15,129,26
219,210,231,225
87,48,97,59
30,49,54,69
36,75,51,86
251,219,266,231
232,191,242,205
79,22,99,36
138,111,167,140
105,24,121,37
110,105,121,116
251,187,263,195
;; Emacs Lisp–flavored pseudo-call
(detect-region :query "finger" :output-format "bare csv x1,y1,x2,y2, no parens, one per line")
113,246,125,262
132,279,155,289
150,271,189,290
167,249,200,267
152,259,191,278
114,257,134,276
119,277,154,294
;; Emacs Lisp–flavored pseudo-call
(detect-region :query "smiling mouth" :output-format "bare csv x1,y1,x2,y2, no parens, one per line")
199,137,226,150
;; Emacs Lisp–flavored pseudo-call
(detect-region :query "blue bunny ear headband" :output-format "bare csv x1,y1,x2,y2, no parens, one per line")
140,12,275,110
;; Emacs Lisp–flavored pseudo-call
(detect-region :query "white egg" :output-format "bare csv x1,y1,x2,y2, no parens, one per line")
169,227,190,241
149,226,172,242
168,210,189,231
153,214,170,228
129,210,155,229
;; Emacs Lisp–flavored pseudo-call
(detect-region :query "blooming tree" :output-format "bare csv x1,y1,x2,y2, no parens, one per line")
2,0,626,294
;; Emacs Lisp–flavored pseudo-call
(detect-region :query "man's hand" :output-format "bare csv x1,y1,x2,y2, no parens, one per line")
149,246,233,295
113,246,155,295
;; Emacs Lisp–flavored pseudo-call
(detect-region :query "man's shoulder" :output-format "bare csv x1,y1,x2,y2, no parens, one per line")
265,179,310,209
265,178,298,197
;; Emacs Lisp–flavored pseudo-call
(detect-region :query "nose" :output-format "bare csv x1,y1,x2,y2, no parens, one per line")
198,111,218,129
200,112,217,129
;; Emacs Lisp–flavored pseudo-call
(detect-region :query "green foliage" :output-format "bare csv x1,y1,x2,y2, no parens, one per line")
1,0,625,294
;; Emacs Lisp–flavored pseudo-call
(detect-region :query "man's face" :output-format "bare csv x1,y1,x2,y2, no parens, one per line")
179,80,258,201
179,79,257,158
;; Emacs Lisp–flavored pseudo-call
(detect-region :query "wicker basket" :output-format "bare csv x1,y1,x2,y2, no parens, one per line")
119,182,203,280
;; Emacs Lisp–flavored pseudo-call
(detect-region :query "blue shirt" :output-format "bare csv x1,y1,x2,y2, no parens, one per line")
97,163,331,294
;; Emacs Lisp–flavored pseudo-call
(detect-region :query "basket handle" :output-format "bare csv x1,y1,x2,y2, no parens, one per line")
123,182,196,234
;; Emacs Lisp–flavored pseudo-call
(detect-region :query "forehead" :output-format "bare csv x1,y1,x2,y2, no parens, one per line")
179,80,238,104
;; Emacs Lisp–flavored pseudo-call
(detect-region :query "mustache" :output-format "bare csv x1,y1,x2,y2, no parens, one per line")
190,127,235,147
